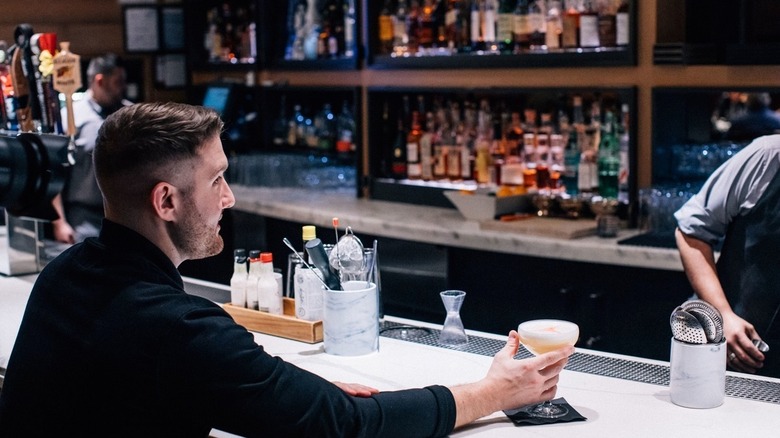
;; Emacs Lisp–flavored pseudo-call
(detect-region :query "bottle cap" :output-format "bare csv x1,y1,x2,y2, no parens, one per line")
249,250,261,260
260,252,273,263
234,248,246,258
302,225,316,241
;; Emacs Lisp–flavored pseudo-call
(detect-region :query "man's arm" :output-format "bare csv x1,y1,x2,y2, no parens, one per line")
675,227,764,372
51,193,75,244
449,330,572,428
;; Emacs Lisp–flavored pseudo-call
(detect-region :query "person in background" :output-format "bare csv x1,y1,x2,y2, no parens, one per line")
674,134,780,378
725,92,780,143
0,102,573,436
51,52,131,244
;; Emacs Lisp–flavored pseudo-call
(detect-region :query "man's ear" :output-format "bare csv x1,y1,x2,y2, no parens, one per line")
150,181,178,222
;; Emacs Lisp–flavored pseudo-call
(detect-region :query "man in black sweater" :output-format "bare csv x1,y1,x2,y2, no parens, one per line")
0,102,571,436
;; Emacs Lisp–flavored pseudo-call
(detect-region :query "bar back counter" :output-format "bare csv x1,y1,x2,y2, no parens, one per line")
180,186,698,362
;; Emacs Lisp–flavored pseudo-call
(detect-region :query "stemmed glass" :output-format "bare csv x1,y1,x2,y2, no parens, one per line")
517,319,579,419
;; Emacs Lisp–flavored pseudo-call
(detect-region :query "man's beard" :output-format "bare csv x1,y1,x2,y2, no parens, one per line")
170,207,224,261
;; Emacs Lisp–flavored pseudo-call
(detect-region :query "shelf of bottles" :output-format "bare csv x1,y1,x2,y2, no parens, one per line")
226,85,360,194
367,86,637,217
186,0,261,70
368,0,634,69
268,0,359,70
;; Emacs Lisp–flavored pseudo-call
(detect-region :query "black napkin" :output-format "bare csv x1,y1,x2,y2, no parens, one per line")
503,398,587,426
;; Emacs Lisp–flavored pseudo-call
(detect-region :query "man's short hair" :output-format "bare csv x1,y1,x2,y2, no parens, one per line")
86,53,124,85
94,102,224,203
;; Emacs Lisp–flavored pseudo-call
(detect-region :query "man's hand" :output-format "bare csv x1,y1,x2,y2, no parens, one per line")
723,310,765,373
332,381,379,398
52,219,76,244
450,331,573,428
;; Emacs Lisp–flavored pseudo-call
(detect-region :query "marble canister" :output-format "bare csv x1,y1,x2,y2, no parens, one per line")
669,337,726,408
323,281,379,356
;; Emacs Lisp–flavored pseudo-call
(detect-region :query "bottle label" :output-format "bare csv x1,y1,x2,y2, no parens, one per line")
579,15,599,47
616,12,629,46
407,141,420,162
294,266,323,321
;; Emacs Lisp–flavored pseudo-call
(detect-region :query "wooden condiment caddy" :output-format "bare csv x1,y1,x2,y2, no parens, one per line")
222,298,323,344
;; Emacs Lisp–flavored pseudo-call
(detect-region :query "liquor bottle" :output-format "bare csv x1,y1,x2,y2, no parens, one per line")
246,250,262,310
445,0,463,53
407,110,423,179
496,0,516,53
616,0,629,47
447,101,464,180
470,0,484,52
527,0,546,51
586,99,602,191
549,132,565,190
378,0,395,55
343,0,357,57
419,0,437,51
579,0,599,48
596,0,616,48
0,42,13,130
617,103,630,202
315,103,336,150
230,249,248,307
513,0,531,52
336,100,356,154
545,0,563,51
273,95,288,146
560,105,579,195
561,0,581,49
505,111,524,157
420,111,435,180
483,0,498,52
257,252,282,315
535,112,553,188
597,110,620,198
393,0,410,55
391,96,410,179
407,0,421,54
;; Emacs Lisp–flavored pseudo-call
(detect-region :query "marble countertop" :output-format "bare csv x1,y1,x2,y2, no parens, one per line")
231,186,684,272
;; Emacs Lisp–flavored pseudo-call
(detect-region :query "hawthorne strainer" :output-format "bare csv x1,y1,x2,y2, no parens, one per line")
670,307,709,344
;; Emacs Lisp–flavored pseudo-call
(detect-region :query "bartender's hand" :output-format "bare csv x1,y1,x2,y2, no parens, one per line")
449,331,572,428
332,381,379,398
723,310,765,373
52,218,76,244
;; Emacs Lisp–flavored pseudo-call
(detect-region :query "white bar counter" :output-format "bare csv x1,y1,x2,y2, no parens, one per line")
250,317,780,438
231,186,684,272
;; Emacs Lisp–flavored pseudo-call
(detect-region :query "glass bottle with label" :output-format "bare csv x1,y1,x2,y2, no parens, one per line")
527,0,547,51
513,0,531,52
545,0,563,51
258,252,282,315
230,248,248,307
561,0,581,50
496,0,516,53
246,250,262,310
596,0,616,48
378,0,395,54
616,0,629,46
407,111,423,179
579,0,599,48
597,110,620,198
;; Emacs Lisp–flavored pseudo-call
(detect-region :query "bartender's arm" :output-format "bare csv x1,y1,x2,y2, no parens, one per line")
51,193,75,244
449,331,572,428
675,227,764,372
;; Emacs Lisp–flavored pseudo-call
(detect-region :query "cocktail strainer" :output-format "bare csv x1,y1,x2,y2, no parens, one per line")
670,308,709,344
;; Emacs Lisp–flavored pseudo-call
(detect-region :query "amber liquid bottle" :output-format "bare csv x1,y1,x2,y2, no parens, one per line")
561,0,581,49
406,111,423,180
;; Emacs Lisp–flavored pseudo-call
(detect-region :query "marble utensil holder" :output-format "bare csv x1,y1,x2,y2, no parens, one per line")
323,281,379,356
669,337,726,408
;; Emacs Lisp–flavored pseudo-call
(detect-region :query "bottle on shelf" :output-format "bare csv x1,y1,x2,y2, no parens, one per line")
527,0,547,52
246,250,262,310
344,0,357,57
406,110,423,180
535,112,553,189
407,0,422,54
315,103,336,151
579,0,600,48
496,0,516,53
545,0,563,51
420,111,436,180
378,0,395,55
561,0,581,49
273,95,288,146
513,0,531,53
257,252,282,315
470,0,485,52
419,0,437,52
615,0,629,47
561,105,580,195
617,102,630,202
336,99,356,154
596,0,617,48
230,248,248,308
597,110,620,198
391,96,410,179
393,0,410,55
483,0,499,53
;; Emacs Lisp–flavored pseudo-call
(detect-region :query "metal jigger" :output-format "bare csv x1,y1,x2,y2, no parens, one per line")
589,196,621,238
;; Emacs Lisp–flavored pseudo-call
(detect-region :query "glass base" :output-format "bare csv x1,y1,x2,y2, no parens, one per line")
527,401,568,419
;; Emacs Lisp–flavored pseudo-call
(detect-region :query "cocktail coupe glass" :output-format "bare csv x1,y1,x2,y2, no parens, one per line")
438,290,468,347
516,319,579,418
